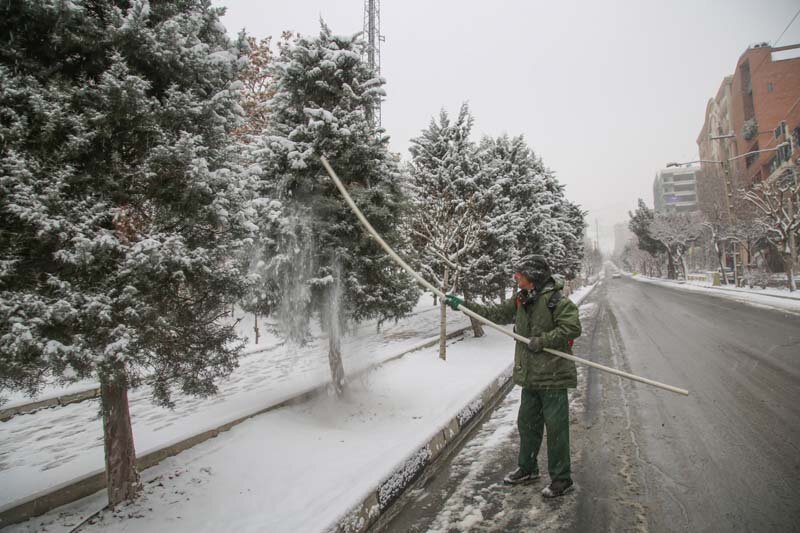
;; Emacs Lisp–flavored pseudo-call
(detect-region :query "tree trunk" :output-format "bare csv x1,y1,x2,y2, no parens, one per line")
328,327,345,395
666,251,676,279
499,289,506,304
439,267,449,361
327,281,346,396
714,240,728,285
784,252,797,292
253,313,260,344
432,293,438,306
101,373,141,508
463,288,484,338
679,255,688,280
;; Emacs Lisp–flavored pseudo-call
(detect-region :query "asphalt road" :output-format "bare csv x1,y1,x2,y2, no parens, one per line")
380,276,800,533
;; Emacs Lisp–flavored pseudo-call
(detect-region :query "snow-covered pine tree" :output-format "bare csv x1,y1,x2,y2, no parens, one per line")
464,135,537,304
0,0,255,507
251,22,419,394
469,134,585,291
407,103,487,355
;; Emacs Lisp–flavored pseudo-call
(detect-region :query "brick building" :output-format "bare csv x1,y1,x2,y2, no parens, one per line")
728,43,800,186
695,43,800,275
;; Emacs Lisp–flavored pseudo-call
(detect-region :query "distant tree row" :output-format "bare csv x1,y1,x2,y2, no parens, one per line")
623,181,798,291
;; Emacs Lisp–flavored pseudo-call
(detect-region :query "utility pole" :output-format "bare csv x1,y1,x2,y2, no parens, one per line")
710,132,739,286
595,219,600,252
362,0,383,126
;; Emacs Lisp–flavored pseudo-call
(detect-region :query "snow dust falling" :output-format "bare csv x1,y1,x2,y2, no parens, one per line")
247,209,349,396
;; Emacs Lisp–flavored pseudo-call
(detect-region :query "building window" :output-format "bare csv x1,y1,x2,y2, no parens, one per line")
767,156,779,175
767,82,774,93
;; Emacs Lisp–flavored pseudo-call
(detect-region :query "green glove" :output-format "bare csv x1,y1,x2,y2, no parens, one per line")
527,336,544,352
444,294,463,311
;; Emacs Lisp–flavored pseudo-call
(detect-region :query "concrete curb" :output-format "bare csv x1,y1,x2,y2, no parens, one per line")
0,388,101,422
327,365,514,533
0,326,472,529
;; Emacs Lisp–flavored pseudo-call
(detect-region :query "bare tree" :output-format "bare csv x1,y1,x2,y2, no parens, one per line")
741,169,800,291
650,212,706,280
409,197,483,357
620,239,653,275
700,204,734,284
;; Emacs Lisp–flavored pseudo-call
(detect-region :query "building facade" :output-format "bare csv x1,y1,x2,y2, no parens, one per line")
695,43,800,276
696,76,735,222
653,167,699,213
728,43,800,186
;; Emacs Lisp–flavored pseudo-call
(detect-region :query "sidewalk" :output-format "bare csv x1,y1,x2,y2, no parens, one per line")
626,274,800,314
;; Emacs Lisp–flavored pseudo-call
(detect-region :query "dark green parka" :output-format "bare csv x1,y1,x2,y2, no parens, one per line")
468,276,582,389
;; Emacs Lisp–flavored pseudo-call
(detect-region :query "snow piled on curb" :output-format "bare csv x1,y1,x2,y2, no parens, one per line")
378,445,432,510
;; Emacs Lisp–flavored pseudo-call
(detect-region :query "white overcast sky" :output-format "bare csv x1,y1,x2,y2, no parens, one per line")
215,0,800,252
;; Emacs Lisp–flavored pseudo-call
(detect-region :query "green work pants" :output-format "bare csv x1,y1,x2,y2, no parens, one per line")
517,388,571,481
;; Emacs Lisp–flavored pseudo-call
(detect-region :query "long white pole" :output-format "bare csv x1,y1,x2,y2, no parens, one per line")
320,157,689,397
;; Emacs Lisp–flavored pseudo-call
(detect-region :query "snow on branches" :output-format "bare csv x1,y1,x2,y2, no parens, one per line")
248,20,418,391
742,169,800,291
1,0,258,506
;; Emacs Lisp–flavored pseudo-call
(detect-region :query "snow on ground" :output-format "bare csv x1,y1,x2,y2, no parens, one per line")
0,380,98,411
628,274,800,315
397,296,600,533
0,298,469,510
425,391,521,533
7,331,515,533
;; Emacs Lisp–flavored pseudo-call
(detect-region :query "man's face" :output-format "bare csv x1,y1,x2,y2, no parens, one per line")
514,272,534,290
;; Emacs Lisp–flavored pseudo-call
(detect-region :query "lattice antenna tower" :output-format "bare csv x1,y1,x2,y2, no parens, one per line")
362,0,384,126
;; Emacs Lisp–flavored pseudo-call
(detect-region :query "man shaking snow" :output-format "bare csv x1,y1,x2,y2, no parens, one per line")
445,255,582,498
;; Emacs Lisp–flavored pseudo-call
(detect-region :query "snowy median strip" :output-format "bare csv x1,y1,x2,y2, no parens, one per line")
0,321,470,528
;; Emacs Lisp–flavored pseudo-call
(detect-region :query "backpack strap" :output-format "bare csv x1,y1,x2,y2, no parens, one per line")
546,290,575,349
547,290,563,313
